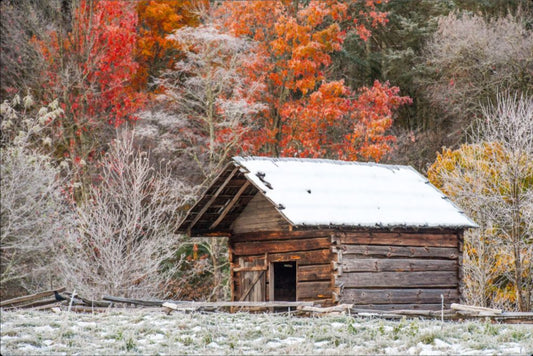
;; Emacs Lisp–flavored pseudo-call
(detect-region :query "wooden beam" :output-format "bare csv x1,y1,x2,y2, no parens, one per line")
232,237,331,256
187,166,239,233
233,265,267,272
210,180,251,230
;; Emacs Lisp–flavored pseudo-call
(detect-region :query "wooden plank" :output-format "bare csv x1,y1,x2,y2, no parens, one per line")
297,304,353,314
268,262,274,302
233,265,267,272
232,237,331,256
451,303,502,315
340,245,459,259
298,264,331,281
231,229,331,243
102,296,164,306
162,301,314,309
4,297,60,309
187,166,239,233
352,303,444,311
341,258,457,273
337,271,458,288
298,281,331,299
341,288,460,304
339,232,457,247
0,287,66,307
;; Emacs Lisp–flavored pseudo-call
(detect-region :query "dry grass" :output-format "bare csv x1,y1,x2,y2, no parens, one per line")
1,309,532,355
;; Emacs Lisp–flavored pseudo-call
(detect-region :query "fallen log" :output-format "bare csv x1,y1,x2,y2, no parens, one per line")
297,304,353,315
77,296,113,308
3,297,59,310
0,287,66,308
102,295,164,306
451,303,502,315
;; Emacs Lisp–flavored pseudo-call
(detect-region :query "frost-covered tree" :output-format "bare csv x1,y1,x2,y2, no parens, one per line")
0,95,72,295
421,12,532,140
429,94,533,311
138,25,264,180
58,131,194,299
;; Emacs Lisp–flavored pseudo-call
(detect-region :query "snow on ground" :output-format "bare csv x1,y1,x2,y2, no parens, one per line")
1,309,532,355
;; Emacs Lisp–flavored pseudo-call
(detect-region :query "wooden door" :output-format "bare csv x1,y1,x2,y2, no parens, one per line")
237,257,266,302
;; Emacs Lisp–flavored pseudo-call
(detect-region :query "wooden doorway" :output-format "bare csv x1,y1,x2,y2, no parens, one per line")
272,261,297,301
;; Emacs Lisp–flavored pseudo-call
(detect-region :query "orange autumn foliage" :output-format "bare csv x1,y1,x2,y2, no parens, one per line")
217,0,407,160
281,80,411,161
134,0,207,90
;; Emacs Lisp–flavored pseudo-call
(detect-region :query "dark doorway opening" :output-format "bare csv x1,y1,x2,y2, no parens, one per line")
273,261,296,301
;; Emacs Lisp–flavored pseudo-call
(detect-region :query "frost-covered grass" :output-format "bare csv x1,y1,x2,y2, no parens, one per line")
1,309,532,355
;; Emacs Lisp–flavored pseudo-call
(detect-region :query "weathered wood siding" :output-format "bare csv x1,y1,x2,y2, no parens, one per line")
229,230,335,304
231,194,290,234
332,230,462,310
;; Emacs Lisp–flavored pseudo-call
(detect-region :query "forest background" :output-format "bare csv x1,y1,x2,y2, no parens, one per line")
0,0,531,311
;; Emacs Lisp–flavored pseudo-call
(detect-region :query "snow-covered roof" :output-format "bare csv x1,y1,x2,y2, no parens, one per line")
233,156,478,229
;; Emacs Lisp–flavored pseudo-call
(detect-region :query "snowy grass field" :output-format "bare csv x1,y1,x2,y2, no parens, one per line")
1,309,532,355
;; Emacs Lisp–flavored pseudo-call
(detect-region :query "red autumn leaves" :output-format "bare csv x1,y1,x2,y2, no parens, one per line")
35,0,410,164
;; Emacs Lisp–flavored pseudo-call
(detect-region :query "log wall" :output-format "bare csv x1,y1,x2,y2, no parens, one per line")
332,230,462,310
229,230,335,305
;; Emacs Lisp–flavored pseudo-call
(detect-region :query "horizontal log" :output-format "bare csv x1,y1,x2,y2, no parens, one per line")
340,245,459,259
237,249,332,265
298,264,331,281
271,249,331,265
337,271,458,288
352,303,445,311
102,296,164,306
232,265,267,272
0,287,66,307
231,229,331,242
338,232,458,247
4,297,59,309
298,281,331,299
341,258,457,273
232,237,331,256
341,288,460,304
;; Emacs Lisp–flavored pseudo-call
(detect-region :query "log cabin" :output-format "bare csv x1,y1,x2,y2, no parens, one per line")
177,157,478,311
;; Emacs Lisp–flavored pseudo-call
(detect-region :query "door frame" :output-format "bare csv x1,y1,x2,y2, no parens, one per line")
269,260,298,301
